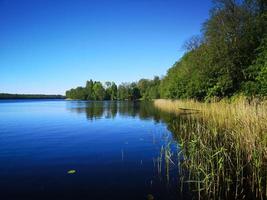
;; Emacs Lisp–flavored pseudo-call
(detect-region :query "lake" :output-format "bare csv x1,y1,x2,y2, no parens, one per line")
0,100,191,200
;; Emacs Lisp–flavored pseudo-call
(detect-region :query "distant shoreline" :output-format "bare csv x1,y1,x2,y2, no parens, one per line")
0,93,65,100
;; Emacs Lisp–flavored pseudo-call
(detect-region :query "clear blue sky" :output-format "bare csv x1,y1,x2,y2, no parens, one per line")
0,0,212,95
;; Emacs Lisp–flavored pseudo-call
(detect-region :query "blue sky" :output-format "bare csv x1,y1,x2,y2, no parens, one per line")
0,0,212,95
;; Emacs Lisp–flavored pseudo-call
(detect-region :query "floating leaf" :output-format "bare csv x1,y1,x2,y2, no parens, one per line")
67,170,76,174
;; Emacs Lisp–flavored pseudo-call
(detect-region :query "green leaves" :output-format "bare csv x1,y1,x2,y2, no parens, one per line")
160,0,267,100
66,78,160,101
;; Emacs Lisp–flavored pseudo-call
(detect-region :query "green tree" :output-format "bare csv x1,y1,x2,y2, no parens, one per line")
243,35,267,96
117,83,129,100
110,82,117,100
86,79,94,100
129,83,141,100
93,82,105,100
160,0,267,100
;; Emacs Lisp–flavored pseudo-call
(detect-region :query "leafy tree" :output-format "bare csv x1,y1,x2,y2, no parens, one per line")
129,83,141,100
160,0,267,100
243,35,267,96
104,81,112,100
110,82,117,100
93,82,105,100
86,79,94,100
104,82,117,100
137,76,160,100
117,83,128,100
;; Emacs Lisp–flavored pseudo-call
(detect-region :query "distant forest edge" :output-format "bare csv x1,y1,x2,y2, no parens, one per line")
66,77,160,101
0,93,65,99
66,0,267,101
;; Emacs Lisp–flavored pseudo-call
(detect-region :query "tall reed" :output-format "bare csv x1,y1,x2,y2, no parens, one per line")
154,98,267,199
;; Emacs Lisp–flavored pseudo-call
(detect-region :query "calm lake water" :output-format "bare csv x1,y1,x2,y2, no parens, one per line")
0,100,191,200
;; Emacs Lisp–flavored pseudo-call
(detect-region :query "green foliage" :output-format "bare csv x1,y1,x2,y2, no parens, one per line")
104,82,117,100
66,77,161,101
130,83,141,100
117,82,141,100
66,87,86,100
242,35,267,96
117,83,129,100
66,81,106,100
160,0,267,100
85,80,94,100
138,76,160,100
92,82,105,100
110,82,118,100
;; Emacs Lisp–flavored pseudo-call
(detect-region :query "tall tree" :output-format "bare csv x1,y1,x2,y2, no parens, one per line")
93,82,105,100
86,79,94,100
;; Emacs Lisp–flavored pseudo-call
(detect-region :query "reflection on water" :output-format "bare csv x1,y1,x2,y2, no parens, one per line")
2,100,260,199
65,101,267,200
0,100,192,200
66,101,164,122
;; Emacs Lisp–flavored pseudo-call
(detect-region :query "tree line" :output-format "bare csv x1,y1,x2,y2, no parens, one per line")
65,77,160,100
66,0,266,101
0,93,65,99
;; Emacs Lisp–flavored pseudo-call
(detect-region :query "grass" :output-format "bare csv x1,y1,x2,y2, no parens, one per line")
154,98,267,199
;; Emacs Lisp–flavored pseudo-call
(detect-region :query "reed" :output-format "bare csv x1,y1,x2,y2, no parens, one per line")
154,98,267,199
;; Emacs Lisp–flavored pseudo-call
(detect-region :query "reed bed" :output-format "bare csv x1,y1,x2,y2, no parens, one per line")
154,98,267,199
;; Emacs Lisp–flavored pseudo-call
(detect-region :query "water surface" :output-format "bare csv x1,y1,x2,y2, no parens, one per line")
0,100,190,200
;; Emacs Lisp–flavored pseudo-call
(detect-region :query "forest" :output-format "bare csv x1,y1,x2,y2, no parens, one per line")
66,0,266,101
65,77,160,100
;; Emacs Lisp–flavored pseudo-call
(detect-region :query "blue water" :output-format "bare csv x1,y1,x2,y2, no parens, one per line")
0,100,188,200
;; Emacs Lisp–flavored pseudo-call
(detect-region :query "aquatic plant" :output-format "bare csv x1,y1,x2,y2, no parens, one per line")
154,98,267,199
